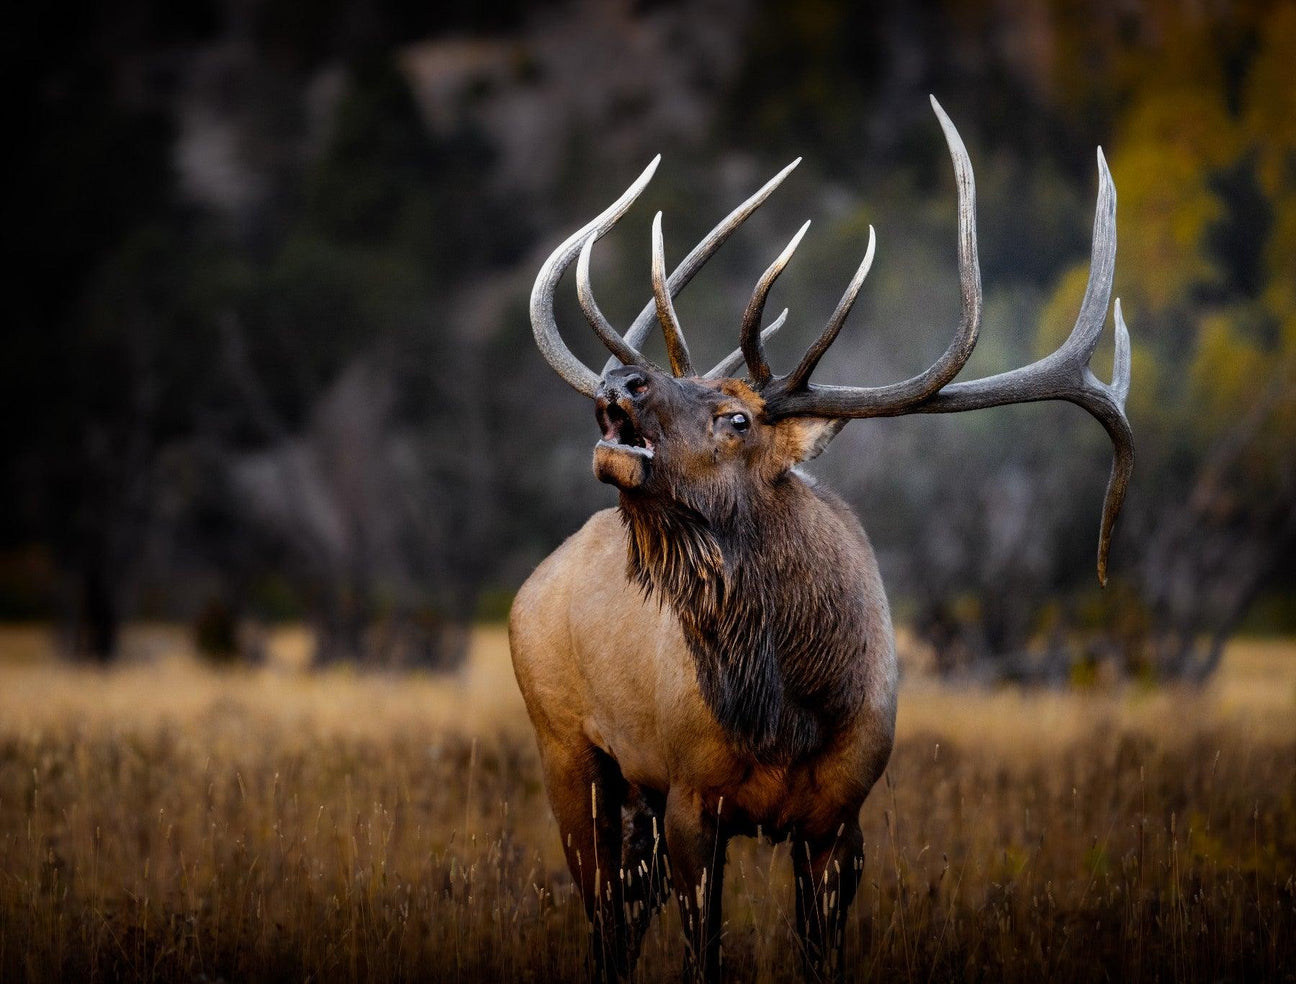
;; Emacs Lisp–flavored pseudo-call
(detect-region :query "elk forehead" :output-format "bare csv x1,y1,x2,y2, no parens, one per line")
713,378,765,415
652,375,768,421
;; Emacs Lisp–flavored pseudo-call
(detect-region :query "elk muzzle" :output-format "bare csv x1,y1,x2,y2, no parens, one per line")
594,370,655,489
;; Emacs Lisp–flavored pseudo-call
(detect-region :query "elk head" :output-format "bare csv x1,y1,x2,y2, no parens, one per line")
591,366,842,508
530,97,1134,585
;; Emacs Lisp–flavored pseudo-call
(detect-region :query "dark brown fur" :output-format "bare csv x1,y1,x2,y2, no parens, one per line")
620,473,871,764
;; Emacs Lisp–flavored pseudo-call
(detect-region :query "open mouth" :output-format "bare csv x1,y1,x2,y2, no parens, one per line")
596,400,655,459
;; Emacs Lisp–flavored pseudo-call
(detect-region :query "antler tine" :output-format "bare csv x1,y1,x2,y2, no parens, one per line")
741,220,811,386
1062,147,1118,365
531,156,661,397
1093,300,1134,587
763,96,981,415
577,235,656,368
652,213,695,376
1089,298,1133,585
1112,298,1131,403
706,309,788,379
782,224,876,393
605,158,802,374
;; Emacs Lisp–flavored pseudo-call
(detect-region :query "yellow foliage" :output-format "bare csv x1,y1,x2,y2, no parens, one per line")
1111,143,1224,310
1118,86,1239,172
1126,341,1162,425
1242,3,1296,196
1077,0,1296,495
1263,196,1296,318
1188,315,1267,436
1186,311,1296,488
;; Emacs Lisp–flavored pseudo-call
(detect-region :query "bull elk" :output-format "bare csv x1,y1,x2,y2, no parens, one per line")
509,97,1133,981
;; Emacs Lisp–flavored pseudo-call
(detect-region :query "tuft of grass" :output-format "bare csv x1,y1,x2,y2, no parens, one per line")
0,629,1293,982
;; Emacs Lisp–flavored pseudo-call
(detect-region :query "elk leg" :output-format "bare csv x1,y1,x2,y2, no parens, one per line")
663,788,727,983
621,786,671,965
540,742,633,982
793,820,864,981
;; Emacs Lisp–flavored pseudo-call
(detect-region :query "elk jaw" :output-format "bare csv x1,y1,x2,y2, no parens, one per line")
594,400,655,489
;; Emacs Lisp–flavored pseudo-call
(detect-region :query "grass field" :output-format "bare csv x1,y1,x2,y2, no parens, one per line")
1,627,1293,982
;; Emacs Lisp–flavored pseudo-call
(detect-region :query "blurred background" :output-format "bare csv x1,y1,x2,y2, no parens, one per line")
5,0,1294,681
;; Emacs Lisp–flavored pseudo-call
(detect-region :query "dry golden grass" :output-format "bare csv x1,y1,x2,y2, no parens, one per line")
1,627,1293,982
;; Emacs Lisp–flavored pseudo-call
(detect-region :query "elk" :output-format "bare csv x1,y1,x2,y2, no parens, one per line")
509,97,1132,981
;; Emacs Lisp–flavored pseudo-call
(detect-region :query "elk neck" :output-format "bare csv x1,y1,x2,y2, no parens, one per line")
618,473,870,764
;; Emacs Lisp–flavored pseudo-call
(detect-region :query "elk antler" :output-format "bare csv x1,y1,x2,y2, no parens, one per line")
652,213,695,376
531,155,802,395
530,155,660,397
758,97,1132,585
604,159,803,376
529,97,1133,584
740,220,813,386
757,97,982,415
707,310,787,379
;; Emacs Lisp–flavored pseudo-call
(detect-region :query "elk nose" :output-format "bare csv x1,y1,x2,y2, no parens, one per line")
599,368,649,404
621,372,648,398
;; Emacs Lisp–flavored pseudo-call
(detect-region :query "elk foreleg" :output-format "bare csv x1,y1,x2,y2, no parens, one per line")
621,787,672,965
793,819,864,981
663,788,728,983
540,742,633,982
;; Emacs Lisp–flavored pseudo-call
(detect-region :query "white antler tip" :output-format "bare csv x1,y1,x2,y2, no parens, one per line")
770,157,803,185
631,155,662,191
651,213,667,277
771,221,811,269
860,225,878,272
1096,146,1112,178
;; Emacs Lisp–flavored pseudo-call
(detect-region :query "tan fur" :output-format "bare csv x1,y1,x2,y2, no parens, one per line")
511,494,895,982
511,507,895,833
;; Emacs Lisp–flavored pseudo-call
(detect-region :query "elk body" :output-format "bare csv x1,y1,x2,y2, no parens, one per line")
509,98,1133,981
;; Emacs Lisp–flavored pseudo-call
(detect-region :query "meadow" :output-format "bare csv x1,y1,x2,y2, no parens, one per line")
1,627,1293,982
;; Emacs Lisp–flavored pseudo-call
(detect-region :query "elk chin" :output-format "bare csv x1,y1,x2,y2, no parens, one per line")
593,439,652,489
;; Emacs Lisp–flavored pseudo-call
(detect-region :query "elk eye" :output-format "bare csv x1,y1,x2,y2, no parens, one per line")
729,413,749,431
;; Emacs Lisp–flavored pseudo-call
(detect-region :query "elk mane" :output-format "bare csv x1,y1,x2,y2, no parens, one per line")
619,479,864,763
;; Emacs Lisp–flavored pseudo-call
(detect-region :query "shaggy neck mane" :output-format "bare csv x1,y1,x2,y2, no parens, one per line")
619,479,864,764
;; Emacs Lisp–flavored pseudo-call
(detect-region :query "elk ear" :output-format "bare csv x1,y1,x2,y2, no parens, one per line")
775,416,847,464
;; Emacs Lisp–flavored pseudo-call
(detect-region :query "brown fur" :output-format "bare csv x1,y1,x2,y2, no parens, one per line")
510,366,897,980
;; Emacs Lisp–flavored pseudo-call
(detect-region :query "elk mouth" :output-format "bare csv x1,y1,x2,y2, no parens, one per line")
596,400,655,460
594,399,654,489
